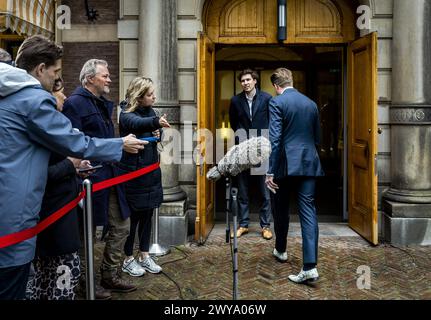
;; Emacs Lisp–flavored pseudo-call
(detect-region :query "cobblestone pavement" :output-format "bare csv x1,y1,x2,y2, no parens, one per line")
90,223,431,300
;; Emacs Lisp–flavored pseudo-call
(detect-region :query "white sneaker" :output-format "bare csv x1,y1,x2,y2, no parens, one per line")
288,268,319,284
138,256,162,274
272,248,287,262
122,258,146,277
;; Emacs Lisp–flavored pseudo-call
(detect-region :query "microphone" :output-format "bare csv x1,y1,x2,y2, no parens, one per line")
206,136,271,181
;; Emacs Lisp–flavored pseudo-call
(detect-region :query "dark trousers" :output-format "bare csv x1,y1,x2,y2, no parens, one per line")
236,170,271,228
271,177,319,264
0,262,31,300
124,209,154,256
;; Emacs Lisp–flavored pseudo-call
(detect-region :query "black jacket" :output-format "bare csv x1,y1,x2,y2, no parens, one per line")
118,101,163,211
229,89,272,139
36,153,81,257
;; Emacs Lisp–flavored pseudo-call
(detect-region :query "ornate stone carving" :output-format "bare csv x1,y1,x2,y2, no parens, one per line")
153,106,181,123
390,106,431,124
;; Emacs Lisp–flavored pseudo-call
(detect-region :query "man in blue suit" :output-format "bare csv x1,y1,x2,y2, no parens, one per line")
229,69,273,240
266,68,324,284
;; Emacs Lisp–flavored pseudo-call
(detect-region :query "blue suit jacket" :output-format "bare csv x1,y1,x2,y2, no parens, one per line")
268,88,324,179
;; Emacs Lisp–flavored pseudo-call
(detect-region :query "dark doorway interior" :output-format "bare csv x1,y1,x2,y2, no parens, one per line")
214,45,344,222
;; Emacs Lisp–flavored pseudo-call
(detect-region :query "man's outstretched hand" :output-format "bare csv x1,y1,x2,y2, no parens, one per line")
122,134,148,153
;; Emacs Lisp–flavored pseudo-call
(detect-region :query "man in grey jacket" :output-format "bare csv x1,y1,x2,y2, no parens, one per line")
0,35,146,300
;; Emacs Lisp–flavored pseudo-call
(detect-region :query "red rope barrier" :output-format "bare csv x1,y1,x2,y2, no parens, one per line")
0,163,160,249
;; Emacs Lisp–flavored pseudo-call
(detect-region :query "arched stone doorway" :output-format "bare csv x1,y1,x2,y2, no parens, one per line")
196,0,379,245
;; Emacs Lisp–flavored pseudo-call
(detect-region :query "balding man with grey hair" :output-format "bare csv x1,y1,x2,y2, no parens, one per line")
0,48,13,65
62,59,137,299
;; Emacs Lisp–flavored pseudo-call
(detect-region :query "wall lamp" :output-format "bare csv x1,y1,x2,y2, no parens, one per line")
277,0,287,41
84,0,98,22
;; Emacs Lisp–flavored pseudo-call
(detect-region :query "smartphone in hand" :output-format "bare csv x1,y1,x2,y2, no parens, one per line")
78,164,103,173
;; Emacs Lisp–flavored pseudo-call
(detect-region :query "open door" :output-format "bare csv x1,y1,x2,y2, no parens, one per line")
348,32,378,245
195,32,215,244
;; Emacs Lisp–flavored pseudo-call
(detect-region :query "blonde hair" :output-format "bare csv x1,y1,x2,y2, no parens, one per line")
124,76,154,113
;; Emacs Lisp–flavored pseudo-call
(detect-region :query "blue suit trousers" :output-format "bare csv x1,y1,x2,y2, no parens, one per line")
271,177,319,264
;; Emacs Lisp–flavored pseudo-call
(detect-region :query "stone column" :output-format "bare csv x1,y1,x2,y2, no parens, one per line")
382,0,431,245
138,0,188,245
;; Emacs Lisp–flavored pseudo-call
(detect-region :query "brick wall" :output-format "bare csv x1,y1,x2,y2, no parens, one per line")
60,0,120,129
61,0,119,25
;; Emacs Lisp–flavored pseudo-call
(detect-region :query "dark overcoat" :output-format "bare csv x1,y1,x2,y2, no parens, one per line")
36,154,80,257
118,101,163,211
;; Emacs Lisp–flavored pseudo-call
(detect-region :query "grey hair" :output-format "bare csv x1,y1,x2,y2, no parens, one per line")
0,48,12,62
79,59,108,86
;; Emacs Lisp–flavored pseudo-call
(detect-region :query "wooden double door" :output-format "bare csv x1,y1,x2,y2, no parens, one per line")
195,32,378,246
196,0,378,245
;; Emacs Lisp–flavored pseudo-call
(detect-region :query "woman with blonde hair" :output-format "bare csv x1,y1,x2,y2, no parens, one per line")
119,76,170,277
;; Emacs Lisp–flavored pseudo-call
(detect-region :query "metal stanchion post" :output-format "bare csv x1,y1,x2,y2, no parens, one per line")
230,187,239,300
149,207,170,256
83,179,95,300
225,177,231,243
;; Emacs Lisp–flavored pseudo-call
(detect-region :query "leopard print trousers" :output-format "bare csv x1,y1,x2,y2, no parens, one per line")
28,252,80,300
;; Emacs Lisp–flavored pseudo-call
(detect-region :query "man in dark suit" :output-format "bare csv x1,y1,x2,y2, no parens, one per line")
266,68,324,283
229,69,273,240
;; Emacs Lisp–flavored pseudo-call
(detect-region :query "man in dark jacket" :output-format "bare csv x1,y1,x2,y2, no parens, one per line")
62,59,136,297
229,69,273,240
266,68,324,284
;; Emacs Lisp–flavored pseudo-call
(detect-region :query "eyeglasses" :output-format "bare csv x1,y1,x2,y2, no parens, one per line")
53,77,64,92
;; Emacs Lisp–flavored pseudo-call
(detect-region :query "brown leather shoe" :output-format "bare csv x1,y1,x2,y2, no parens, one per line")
236,227,249,238
101,271,137,293
77,274,112,300
262,227,273,240
95,283,112,300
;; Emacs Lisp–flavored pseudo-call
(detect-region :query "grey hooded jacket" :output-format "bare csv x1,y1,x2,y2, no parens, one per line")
0,64,123,268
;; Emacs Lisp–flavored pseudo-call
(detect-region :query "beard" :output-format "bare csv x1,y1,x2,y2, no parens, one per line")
103,86,110,94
